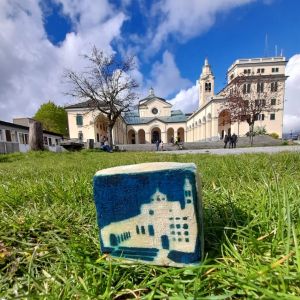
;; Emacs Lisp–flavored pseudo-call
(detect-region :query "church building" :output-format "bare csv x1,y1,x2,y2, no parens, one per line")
65,56,288,144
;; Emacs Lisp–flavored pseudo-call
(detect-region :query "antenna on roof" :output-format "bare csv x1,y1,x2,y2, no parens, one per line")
264,33,269,57
280,48,284,57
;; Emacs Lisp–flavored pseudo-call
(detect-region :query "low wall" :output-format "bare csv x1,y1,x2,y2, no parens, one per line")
0,142,64,154
0,142,19,154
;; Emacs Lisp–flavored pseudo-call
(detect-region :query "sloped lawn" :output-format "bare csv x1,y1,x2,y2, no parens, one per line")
0,150,300,299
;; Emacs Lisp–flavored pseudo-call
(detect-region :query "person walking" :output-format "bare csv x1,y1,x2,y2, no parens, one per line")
160,140,164,151
228,133,232,148
231,133,238,148
224,134,229,148
155,139,160,151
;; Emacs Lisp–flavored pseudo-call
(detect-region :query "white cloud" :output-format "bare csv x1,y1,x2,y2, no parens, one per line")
0,0,126,122
169,84,199,113
283,54,300,133
147,0,255,53
147,51,191,98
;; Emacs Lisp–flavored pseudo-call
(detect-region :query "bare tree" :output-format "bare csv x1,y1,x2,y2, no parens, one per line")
221,74,283,145
65,47,139,147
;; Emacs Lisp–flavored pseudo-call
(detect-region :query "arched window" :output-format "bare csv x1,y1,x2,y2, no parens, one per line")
205,82,211,92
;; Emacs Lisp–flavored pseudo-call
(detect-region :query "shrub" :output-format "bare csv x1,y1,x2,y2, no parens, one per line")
254,125,267,135
269,132,279,139
246,126,267,137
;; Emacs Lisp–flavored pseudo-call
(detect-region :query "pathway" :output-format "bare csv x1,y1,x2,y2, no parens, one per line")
161,145,300,155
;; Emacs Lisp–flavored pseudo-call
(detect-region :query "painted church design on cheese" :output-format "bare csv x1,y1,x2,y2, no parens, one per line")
99,178,200,265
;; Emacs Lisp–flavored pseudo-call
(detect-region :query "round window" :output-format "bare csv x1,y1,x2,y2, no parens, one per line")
152,107,158,115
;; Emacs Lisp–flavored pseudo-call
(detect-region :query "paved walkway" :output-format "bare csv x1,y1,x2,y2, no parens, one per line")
161,145,300,155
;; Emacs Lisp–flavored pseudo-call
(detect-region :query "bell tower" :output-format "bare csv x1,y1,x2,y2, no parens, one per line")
199,58,215,107
184,178,193,206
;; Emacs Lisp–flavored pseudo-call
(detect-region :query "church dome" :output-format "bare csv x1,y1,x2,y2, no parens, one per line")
151,189,167,202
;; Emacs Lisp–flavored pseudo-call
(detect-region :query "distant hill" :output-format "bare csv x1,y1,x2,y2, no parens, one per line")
283,131,300,140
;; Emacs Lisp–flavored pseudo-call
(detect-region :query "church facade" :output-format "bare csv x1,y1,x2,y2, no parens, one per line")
65,56,288,144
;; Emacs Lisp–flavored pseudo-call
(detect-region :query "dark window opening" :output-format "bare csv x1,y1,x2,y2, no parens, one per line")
78,131,83,141
257,82,264,93
205,82,211,92
76,115,83,126
5,130,12,142
148,225,155,236
271,82,278,92
243,83,251,94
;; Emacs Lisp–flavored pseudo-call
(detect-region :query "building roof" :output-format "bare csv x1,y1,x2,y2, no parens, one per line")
124,110,187,125
227,56,288,73
0,120,63,137
64,100,105,109
139,95,170,105
139,88,172,106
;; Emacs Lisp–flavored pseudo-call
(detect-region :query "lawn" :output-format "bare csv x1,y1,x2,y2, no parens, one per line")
0,150,300,299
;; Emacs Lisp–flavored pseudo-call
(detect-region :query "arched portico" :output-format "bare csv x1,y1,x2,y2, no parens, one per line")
138,129,146,144
218,110,231,139
177,127,185,143
167,128,174,143
127,129,136,144
197,120,202,140
206,113,212,140
94,114,108,142
151,127,161,143
201,117,206,140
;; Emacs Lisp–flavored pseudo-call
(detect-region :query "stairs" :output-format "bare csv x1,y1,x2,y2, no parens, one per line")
111,246,159,261
115,135,282,152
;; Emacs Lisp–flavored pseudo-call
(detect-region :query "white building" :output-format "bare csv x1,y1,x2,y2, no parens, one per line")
66,56,288,144
100,178,198,264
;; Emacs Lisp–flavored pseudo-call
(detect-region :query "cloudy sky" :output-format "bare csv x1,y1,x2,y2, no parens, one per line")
0,0,299,132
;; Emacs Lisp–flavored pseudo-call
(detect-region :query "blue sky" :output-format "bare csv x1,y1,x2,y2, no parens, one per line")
0,0,300,131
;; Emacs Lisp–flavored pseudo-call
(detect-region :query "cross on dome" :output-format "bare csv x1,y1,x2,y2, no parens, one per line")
149,87,155,96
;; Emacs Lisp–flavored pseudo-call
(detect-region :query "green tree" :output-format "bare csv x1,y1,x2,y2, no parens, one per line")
34,101,68,136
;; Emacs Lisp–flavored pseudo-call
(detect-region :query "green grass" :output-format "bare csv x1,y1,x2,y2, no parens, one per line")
0,150,300,299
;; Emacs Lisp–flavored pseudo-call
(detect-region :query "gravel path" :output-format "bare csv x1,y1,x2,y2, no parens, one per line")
161,145,300,155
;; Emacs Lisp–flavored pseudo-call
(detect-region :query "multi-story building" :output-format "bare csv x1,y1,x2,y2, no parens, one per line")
65,56,288,144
